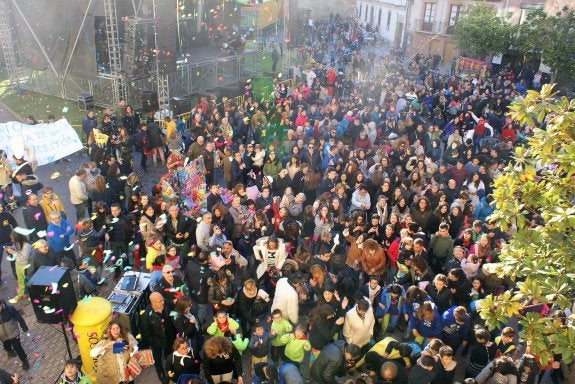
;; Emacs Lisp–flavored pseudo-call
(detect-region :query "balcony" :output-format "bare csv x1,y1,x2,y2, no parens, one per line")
412,19,452,35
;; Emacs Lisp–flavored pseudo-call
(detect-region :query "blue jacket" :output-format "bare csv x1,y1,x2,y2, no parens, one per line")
47,219,75,252
336,119,349,138
441,306,471,341
473,197,494,222
409,304,443,338
403,295,432,324
375,286,405,318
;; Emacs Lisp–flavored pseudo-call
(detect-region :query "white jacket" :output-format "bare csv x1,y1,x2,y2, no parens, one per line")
343,302,375,348
271,277,299,325
69,175,88,205
253,237,287,279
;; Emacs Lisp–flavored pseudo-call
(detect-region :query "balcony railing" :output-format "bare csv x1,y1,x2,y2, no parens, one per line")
413,19,453,35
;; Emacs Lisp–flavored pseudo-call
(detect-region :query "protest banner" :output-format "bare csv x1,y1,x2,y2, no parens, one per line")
0,119,83,166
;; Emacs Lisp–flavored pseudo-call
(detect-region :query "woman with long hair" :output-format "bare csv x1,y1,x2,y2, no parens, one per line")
203,336,243,384
6,232,32,303
89,175,113,208
468,233,493,264
89,319,138,384
170,296,202,353
139,204,158,249
106,163,125,204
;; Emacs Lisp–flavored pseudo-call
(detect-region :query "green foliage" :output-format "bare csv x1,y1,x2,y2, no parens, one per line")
453,2,516,59
513,7,575,81
478,84,575,365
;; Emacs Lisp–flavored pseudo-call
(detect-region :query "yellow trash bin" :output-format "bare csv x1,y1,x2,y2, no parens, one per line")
70,297,112,382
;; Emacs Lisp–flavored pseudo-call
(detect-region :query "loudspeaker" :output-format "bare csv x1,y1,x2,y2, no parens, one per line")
27,266,77,324
77,93,94,111
141,91,159,113
171,96,191,116
216,85,242,100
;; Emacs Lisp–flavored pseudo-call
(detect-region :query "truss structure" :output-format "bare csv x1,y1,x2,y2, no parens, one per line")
0,0,249,109
103,0,127,106
0,0,18,84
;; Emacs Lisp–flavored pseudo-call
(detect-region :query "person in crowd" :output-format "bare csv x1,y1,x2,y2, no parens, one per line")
165,337,202,383
0,298,30,370
89,319,137,384
6,232,32,304
58,359,91,384
140,292,173,382
203,336,244,384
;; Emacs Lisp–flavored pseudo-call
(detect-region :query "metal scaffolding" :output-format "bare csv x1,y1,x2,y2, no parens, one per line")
281,0,291,76
103,0,126,106
0,0,18,84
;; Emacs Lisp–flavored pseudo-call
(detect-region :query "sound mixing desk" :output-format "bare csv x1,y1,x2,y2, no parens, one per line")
107,271,152,333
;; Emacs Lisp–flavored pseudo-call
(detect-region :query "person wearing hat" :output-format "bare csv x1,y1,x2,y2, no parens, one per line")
61,257,96,301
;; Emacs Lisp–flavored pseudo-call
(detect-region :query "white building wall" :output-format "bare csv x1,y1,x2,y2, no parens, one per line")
356,0,408,45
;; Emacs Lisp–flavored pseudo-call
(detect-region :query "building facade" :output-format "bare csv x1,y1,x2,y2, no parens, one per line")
356,0,409,48
393,0,571,65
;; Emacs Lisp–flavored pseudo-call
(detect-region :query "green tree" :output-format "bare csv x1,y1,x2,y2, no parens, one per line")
514,7,575,82
478,84,575,382
454,2,516,59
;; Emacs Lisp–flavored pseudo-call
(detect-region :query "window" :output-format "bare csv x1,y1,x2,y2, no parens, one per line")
447,4,461,33
386,11,392,31
422,2,436,32
424,3,436,23
370,6,374,26
359,4,363,19
378,9,382,29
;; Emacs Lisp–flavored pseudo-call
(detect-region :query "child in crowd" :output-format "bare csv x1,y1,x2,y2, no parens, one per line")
269,309,293,363
461,253,480,279
280,324,311,367
58,360,91,384
252,362,278,384
206,311,240,337
494,326,517,358
249,324,271,373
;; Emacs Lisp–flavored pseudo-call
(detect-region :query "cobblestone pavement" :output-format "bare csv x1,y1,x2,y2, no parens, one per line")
0,101,162,383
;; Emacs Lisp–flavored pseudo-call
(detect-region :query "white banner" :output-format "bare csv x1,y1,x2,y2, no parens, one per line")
0,119,83,166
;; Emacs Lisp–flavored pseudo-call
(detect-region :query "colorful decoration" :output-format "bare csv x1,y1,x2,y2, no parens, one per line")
176,157,207,212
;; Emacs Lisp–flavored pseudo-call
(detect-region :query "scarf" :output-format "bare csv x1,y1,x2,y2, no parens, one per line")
173,351,192,366
217,319,229,334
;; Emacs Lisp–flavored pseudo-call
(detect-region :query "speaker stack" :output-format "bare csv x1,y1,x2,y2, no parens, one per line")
27,266,77,324
77,93,94,111
141,90,159,113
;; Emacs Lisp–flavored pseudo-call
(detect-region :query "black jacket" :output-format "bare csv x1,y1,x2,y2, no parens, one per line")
185,260,212,305
0,212,17,244
308,317,342,352
140,304,170,349
203,345,243,383
163,215,192,246
309,340,347,384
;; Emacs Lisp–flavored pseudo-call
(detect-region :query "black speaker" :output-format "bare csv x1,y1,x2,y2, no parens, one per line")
77,93,94,111
141,91,159,113
172,96,191,116
27,266,77,324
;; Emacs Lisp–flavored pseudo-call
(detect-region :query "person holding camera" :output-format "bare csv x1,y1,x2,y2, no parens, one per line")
89,319,137,384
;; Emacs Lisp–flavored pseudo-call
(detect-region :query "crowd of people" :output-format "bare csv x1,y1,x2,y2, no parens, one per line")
0,13,569,384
